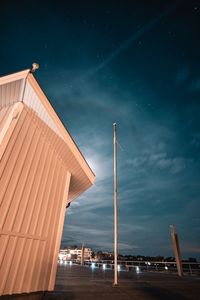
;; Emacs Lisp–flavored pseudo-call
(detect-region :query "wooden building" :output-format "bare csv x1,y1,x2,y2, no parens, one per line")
0,69,95,296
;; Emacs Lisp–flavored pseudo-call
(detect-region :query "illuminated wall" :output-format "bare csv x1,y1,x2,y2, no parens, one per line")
0,70,94,296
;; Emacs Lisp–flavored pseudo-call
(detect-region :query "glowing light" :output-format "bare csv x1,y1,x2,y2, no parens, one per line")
117,265,121,271
103,264,106,270
136,266,140,274
91,263,95,269
165,266,168,270
69,261,72,265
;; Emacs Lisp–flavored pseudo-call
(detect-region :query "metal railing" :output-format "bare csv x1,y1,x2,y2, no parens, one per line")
58,259,200,276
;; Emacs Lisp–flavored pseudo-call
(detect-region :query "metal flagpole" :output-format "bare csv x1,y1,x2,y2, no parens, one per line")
113,123,118,286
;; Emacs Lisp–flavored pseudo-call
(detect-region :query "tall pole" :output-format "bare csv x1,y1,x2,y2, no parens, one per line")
81,242,84,266
170,225,183,277
113,123,118,286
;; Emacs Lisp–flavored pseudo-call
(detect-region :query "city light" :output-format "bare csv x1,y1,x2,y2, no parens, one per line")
165,266,168,270
136,266,140,274
91,263,95,269
103,264,106,270
117,265,121,272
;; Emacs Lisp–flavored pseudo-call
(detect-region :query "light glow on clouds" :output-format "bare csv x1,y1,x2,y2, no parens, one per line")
58,70,200,258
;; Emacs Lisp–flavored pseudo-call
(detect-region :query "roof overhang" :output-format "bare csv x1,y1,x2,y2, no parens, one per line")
0,69,95,201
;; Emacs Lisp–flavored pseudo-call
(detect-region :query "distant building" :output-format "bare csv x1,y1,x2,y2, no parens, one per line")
58,247,93,261
84,247,93,260
95,251,113,260
0,69,95,296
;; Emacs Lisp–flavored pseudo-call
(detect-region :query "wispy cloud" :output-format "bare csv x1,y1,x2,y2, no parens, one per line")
46,52,200,259
126,153,191,174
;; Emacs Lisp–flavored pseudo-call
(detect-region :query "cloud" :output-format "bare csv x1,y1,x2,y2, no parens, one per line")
126,152,191,174
190,133,200,147
50,62,199,259
181,244,200,254
157,157,187,173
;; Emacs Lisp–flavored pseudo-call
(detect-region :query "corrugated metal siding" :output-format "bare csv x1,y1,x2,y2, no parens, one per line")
0,72,95,185
21,105,92,202
23,80,64,140
0,78,64,141
0,105,71,295
0,102,91,203
0,106,13,133
0,79,24,109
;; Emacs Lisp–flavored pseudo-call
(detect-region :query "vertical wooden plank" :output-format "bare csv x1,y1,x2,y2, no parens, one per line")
0,105,26,176
40,157,62,239
28,146,54,235
42,163,66,289
6,128,41,231
21,141,49,234
48,171,71,290
12,135,44,233
22,239,40,293
35,149,57,237
0,115,32,229
38,159,62,290
0,107,11,133
3,237,26,294
31,241,46,291
3,123,37,231
0,112,30,210
0,235,9,268
13,238,33,294
0,236,17,293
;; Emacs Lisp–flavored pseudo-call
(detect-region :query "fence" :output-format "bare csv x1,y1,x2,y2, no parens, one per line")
58,259,200,276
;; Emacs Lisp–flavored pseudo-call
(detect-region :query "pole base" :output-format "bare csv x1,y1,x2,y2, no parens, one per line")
113,283,119,287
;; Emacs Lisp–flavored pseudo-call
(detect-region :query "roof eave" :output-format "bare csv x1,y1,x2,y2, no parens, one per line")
0,69,95,184
26,73,95,184
0,69,30,85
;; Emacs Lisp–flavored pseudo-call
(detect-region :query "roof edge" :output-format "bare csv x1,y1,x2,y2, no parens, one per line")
26,73,95,184
0,69,30,85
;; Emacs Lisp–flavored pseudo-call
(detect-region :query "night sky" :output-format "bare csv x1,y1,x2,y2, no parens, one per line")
1,0,200,259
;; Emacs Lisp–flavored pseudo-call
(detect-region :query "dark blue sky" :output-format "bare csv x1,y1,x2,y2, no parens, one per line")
1,0,200,259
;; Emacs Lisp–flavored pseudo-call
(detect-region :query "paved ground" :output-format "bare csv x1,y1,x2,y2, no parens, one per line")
44,264,200,300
